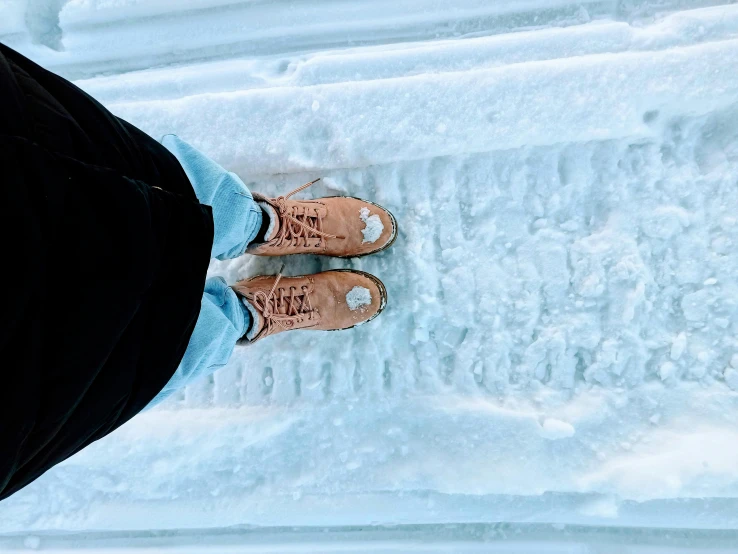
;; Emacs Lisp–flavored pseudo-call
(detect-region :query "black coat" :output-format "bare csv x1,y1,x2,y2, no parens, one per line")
0,44,214,501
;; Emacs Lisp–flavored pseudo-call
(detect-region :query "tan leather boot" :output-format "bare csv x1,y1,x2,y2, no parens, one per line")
247,179,397,258
233,269,387,342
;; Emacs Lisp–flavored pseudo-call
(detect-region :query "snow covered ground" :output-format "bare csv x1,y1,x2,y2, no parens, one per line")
3,0,738,551
2,524,738,554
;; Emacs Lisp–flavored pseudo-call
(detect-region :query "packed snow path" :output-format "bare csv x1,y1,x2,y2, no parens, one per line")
2,0,738,539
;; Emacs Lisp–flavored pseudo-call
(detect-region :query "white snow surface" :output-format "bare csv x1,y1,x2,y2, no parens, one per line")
359,207,384,244
3,0,738,546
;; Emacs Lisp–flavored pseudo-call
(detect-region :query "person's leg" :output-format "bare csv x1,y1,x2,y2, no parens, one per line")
148,136,392,407
147,277,248,408
148,135,259,408
161,134,263,260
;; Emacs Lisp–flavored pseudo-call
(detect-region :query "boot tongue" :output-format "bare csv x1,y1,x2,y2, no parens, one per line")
257,201,280,242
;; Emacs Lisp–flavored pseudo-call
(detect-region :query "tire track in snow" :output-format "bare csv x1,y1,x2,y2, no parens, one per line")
184,103,738,407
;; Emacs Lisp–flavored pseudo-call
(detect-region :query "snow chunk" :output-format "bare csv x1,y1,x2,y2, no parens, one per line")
659,361,676,381
670,332,687,361
346,286,372,311
681,290,709,323
539,418,575,440
724,368,738,391
359,207,384,244
641,205,690,239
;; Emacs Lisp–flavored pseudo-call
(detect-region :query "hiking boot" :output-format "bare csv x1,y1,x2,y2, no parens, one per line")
233,268,387,342
247,179,397,258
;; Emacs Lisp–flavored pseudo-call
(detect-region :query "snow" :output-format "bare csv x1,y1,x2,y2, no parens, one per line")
539,418,576,440
0,1,26,36
4,525,738,554
724,368,738,391
22,536,40,550
346,286,372,311
3,0,738,550
359,207,384,244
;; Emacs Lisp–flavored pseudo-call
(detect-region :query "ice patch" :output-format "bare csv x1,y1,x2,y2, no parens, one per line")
359,207,383,244
346,286,372,311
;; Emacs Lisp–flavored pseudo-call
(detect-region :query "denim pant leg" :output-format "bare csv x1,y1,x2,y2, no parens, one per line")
162,134,262,260
146,135,259,408
148,277,249,407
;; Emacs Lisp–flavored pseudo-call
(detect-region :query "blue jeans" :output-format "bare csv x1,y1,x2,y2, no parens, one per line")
147,135,262,408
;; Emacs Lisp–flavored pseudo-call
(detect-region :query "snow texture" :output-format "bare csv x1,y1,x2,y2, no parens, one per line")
346,286,372,311
359,207,384,244
2,0,738,546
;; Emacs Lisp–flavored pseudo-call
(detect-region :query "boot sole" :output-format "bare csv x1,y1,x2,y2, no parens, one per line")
239,269,388,332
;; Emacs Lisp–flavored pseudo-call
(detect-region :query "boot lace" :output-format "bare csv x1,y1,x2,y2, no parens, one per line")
245,269,318,338
269,178,345,248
